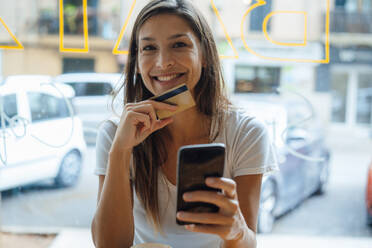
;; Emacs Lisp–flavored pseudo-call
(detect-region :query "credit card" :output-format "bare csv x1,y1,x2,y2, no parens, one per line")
150,83,196,120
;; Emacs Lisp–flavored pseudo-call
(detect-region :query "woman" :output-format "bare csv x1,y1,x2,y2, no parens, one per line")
91,0,278,247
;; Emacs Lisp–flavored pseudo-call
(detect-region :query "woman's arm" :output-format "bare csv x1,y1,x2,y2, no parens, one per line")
91,100,177,248
91,148,134,248
222,174,262,248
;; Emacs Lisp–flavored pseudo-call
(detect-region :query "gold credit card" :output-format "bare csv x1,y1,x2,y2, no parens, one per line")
150,83,196,120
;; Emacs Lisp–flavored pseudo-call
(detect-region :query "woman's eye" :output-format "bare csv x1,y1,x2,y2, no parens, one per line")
173,42,187,48
143,45,156,51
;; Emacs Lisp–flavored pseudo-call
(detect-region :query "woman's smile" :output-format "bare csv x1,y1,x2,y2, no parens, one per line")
151,72,187,91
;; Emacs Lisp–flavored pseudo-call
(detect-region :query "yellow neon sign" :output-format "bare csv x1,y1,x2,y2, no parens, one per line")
210,0,239,59
59,0,89,53
0,17,24,50
112,0,137,55
1,0,330,64
241,0,330,63
263,11,308,47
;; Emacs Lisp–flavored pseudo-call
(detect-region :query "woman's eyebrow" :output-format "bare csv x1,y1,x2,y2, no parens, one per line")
140,33,188,41
167,33,188,40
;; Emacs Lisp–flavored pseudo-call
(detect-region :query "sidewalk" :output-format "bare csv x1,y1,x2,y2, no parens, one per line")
48,228,372,248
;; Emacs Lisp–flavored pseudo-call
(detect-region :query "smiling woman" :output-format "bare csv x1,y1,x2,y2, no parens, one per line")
91,0,278,248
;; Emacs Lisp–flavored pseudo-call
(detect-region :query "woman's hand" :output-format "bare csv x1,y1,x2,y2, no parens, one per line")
111,100,178,152
176,177,249,242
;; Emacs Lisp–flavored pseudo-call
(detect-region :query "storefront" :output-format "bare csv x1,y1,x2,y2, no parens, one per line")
318,47,372,128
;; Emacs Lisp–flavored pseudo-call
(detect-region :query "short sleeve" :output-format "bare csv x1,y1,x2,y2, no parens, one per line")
231,115,279,178
94,120,117,175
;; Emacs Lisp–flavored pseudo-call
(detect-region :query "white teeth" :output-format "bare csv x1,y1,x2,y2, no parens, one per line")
157,74,180,82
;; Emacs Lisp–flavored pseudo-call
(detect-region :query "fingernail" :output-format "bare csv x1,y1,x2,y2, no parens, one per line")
177,212,184,218
183,193,191,200
185,224,195,230
206,178,215,184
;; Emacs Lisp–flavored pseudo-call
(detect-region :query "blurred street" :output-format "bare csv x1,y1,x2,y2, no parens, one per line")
1,126,372,243
272,127,372,237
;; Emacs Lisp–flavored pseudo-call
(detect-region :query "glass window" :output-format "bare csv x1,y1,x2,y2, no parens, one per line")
65,82,113,96
331,73,349,122
250,0,272,31
27,92,69,122
2,0,372,246
356,73,372,124
331,72,348,123
0,94,17,128
63,0,98,35
63,58,95,73
235,65,280,93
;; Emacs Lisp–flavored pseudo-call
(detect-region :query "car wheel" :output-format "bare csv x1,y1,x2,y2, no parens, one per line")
54,150,82,187
258,179,277,234
315,157,330,195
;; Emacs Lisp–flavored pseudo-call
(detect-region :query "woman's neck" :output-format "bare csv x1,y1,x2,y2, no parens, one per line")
166,107,210,145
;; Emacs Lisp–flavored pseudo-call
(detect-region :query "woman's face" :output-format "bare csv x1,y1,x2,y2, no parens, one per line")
137,14,204,96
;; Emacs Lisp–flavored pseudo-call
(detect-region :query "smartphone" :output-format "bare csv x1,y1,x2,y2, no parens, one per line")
176,143,225,225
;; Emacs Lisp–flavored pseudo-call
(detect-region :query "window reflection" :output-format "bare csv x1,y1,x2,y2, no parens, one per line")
357,73,372,124
331,72,348,123
0,94,18,128
27,92,70,122
235,66,280,93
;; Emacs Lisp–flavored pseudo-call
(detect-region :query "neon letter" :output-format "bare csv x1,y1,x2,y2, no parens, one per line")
59,0,89,53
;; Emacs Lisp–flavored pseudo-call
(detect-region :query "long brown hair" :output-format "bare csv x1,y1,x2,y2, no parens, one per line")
112,0,231,232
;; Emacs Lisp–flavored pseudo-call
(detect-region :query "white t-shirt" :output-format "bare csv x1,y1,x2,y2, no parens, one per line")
94,110,278,248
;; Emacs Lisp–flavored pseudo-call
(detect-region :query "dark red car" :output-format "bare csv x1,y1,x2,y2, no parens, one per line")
367,160,372,226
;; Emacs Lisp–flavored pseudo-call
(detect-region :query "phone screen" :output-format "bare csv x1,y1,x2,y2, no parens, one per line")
176,143,225,225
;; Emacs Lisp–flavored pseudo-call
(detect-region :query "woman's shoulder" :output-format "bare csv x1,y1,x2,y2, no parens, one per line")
224,108,264,130
220,108,269,146
96,116,120,146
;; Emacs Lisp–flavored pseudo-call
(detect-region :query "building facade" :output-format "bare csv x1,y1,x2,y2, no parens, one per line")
1,0,371,131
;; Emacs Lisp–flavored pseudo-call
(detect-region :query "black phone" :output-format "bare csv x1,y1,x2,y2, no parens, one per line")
176,143,225,225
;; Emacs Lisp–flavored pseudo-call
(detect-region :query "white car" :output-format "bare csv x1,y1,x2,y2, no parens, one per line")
53,73,123,144
0,75,87,191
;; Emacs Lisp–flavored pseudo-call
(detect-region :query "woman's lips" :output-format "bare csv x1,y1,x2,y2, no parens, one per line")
152,73,185,86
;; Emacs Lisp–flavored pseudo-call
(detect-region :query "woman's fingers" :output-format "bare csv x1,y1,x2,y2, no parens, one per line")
183,190,238,216
127,111,151,132
114,100,177,149
183,223,228,236
144,100,178,111
128,104,157,130
127,100,177,130
176,212,233,225
205,177,237,199
183,224,243,241
154,117,174,131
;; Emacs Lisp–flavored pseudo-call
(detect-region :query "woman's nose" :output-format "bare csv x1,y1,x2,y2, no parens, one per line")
155,50,175,69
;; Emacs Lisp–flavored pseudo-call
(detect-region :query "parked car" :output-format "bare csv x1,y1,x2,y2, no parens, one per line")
231,96,331,233
0,75,86,191
53,73,123,144
367,160,372,226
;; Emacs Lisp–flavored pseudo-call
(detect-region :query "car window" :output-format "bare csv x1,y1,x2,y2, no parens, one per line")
0,94,18,128
65,82,113,97
27,92,69,122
